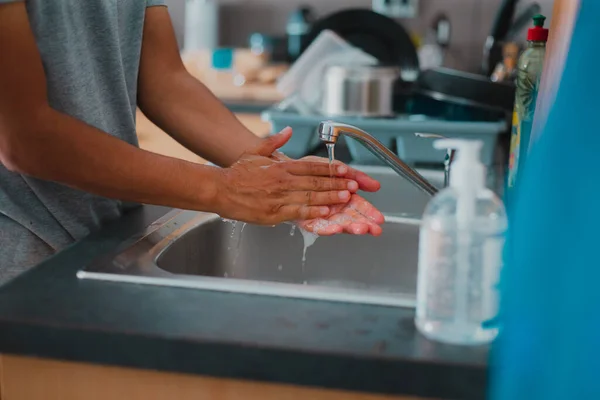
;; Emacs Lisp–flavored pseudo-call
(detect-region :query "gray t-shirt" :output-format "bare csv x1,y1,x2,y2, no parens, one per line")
0,0,166,284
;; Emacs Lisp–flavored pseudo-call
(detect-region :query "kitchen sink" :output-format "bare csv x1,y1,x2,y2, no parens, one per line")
79,167,442,307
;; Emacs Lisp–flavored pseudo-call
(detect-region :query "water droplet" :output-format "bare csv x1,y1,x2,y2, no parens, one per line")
326,143,336,179
224,272,228,278
326,143,335,163
300,228,319,272
303,281,308,285
232,223,247,266
278,264,283,271
289,224,296,236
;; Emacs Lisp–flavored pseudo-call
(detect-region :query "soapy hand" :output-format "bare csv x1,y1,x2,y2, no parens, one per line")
272,151,384,236
298,194,385,236
296,157,384,235
216,127,360,225
298,155,381,193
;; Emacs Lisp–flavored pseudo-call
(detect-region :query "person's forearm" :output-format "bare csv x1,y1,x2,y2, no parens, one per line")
4,106,221,211
138,70,261,167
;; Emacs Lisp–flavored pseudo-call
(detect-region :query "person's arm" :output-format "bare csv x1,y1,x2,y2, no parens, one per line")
136,7,382,194
0,2,352,225
137,7,260,168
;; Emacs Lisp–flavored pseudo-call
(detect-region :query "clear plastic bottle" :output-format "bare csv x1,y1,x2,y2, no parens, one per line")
415,139,508,345
507,14,549,192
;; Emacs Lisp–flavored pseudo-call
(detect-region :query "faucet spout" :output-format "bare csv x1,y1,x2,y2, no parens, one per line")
317,121,439,196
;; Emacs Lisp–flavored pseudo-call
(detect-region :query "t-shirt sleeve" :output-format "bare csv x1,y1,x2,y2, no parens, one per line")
146,0,166,7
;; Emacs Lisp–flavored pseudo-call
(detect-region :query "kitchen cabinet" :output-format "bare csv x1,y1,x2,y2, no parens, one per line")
0,355,431,400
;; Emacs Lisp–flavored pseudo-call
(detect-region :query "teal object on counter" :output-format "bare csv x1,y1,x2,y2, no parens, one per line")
211,48,234,70
491,2,600,399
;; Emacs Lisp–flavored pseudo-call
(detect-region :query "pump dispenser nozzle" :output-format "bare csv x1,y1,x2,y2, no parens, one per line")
434,139,485,192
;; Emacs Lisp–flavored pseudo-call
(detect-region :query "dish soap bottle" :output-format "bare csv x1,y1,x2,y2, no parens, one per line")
416,139,508,345
507,14,549,192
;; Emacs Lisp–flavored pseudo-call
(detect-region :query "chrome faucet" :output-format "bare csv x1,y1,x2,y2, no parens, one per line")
414,132,456,189
318,121,440,196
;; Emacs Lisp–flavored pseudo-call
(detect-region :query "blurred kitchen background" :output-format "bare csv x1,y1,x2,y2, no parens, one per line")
139,0,555,194
163,0,554,71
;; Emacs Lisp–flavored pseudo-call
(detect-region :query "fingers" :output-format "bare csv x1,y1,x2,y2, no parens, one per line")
270,151,290,161
368,224,383,236
298,219,344,236
250,127,293,157
340,166,381,192
291,176,358,192
343,223,370,235
279,205,330,221
285,190,351,206
347,194,385,224
284,161,348,177
300,157,380,192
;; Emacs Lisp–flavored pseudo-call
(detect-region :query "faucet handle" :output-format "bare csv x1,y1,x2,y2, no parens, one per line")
414,132,447,139
414,132,455,188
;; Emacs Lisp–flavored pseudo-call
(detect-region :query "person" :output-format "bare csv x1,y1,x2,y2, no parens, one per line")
0,1,384,284
491,1,600,398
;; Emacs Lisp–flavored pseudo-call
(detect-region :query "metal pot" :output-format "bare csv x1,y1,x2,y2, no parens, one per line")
321,64,400,118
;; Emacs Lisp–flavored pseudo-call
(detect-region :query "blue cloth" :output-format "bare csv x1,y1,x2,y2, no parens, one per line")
491,2,600,398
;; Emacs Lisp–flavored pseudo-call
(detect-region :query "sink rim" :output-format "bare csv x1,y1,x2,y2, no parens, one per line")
78,210,422,308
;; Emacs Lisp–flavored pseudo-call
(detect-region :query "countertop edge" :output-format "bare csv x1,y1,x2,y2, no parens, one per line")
0,320,487,399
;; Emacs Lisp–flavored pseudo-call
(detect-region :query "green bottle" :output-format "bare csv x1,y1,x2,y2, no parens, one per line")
507,15,549,192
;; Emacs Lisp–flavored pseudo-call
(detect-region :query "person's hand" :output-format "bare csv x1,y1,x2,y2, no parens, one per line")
214,128,359,225
272,151,384,236
298,194,385,236
272,153,381,194
299,155,381,193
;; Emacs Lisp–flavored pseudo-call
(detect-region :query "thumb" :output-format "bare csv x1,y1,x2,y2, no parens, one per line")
251,126,292,157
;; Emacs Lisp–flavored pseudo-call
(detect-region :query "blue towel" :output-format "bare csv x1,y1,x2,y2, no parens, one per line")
491,2,600,398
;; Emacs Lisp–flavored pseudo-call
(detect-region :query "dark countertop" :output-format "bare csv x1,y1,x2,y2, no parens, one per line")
0,205,489,400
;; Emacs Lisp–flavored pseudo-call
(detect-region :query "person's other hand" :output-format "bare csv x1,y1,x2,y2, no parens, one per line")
215,128,358,225
298,194,385,236
299,155,381,193
272,153,381,194
272,148,384,236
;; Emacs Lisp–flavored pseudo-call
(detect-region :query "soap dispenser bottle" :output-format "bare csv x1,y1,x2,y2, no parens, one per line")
415,139,508,345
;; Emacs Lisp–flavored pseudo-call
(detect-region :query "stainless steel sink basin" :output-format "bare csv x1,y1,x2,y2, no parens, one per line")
79,211,421,307
79,166,440,307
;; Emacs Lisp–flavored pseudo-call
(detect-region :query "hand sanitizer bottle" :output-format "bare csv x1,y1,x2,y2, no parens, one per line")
415,139,507,345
